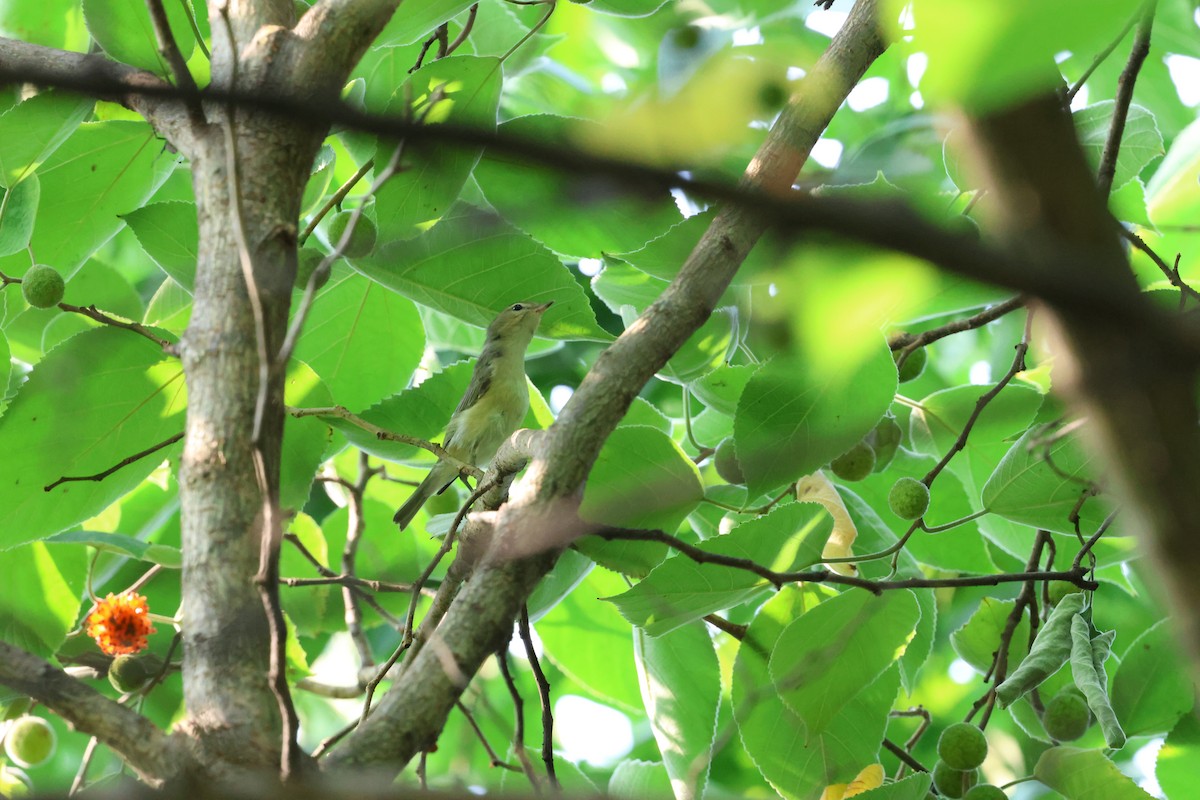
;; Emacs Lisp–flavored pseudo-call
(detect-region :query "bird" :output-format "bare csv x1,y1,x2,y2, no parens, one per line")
393,300,554,530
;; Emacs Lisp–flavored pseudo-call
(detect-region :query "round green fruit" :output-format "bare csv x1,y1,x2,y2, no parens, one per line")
714,438,745,485
931,760,978,799
108,653,158,694
868,415,903,471
296,248,331,291
888,477,930,520
1043,689,1091,741
21,265,65,309
3,716,56,768
963,786,1007,800
1047,581,1083,606
938,722,988,770
327,210,376,258
830,441,875,482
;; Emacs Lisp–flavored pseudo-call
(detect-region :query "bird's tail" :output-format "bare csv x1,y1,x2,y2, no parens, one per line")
393,462,457,530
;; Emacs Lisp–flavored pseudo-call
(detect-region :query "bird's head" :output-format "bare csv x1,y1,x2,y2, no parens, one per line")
485,301,554,345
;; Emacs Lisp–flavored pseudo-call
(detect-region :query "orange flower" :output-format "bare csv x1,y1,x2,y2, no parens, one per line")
85,593,157,656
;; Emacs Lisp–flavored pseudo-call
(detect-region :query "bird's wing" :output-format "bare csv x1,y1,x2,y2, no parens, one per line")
453,351,495,415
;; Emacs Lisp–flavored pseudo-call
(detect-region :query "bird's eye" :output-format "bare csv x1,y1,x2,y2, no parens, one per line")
512,304,523,311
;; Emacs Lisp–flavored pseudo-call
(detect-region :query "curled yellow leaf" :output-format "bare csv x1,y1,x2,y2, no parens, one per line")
845,763,885,796
795,471,858,575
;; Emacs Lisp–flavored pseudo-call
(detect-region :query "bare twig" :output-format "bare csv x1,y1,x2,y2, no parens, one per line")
44,432,184,492
143,0,205,128
1065,8,1143,102
519,605,558,791
58,303,179,355
298,158,374,244
1096,0,1156,197
456,699,522,771
497,648,541,791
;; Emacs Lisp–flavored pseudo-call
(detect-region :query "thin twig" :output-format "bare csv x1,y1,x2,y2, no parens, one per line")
58,303,179,355
1065,8,1143,102
298,158,374,245
456,700,522,772
143,0,205,128
287,405,483,481
1120,228,1200,304
1096,1,1156,197
283,533,405,628
44,432,184,492
519,605,558,791
497,648,541,792
446,5,479,56
882,737,927,774
69,736,100,796
888,296,1024,354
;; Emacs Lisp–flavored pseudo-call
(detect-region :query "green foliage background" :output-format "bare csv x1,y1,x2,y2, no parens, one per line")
0,0,1198,797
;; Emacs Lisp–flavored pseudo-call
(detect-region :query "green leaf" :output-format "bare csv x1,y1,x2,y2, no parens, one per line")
995,593,1086,707
634,620,720,800
0,328,185,548
1069,617,1124,748
1111,619,1195,737
1158,712,1200,800
0,0,89,51
587,0,669,16
1109,177,1153,228
950,598,1031,676
1034,746,1154,800
44,530,182,568
279,512,334,634
122,201,198,290
329,360,474,462
579,425,704,532
527,547,593,622
0,92,93,187
375,0,479,45
769,588,919,737
31,121,179,271
606,503,829,635
0,541,86,657
0,175,38,256
889,0,1141,111
474,115,682,258
292,273,425,411
374,57,502,241
981,425,1111,535
734,586,900,800
851,773,933,800
281,361,333,512
594,260,738,383
1075,102,1164,192
608,760,674,800
355,203,610,340
616,211,778,284
840,490,937,693
909,382,1043,495
82,0,197,77
734,341,897,497
690,364,755,416
539,565,642,712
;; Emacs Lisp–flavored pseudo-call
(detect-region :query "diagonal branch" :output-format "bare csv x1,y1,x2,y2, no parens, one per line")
0,642,190,784
325,0,889,772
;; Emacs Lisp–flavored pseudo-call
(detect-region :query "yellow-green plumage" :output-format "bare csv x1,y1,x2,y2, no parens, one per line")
393,301,553,530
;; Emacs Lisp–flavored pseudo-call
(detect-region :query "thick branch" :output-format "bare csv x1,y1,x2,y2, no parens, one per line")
326,0,888,772
965,92,1200,685
0,642,189,784
1,54,1196,348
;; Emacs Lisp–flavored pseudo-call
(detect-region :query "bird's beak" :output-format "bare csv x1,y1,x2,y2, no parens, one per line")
535,301,554,313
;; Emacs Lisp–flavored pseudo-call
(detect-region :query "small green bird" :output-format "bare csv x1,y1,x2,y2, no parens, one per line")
393,301,554,530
